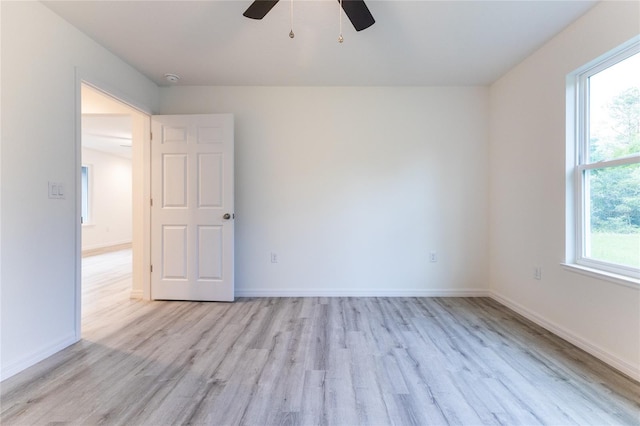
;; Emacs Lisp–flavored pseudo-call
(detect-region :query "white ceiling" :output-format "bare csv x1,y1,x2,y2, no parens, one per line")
82,114,133,159
82,86,134,159
44,0,598,86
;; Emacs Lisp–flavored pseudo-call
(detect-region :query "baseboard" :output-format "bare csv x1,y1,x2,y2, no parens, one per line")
130,289,143,299
235,288,491,298
1,333,78,382
82,241,132,257
490,291,640,382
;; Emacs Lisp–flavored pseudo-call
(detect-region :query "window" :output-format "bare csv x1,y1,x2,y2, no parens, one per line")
569,40,640,281
81,165,90,224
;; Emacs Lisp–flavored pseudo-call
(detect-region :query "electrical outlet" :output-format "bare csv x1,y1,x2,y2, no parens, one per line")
271,252,278,264
429,251,437,263
534,266,542,280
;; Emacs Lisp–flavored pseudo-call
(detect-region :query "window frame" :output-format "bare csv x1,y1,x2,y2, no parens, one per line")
569,39,640,282
81,164,92,226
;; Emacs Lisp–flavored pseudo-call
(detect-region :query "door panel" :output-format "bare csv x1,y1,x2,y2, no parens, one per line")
198,153,223,207
198,225,223,279
163,154,188,207
162,225,188,279
151,114,234,301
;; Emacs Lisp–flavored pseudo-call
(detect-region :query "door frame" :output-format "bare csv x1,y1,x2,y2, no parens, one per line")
74,69,153,340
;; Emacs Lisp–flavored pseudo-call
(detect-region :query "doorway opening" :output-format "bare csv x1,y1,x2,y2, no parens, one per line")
79,83,150,336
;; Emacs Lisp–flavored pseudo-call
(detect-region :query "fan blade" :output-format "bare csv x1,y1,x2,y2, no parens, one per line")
243,0,280,19
339,0,375,31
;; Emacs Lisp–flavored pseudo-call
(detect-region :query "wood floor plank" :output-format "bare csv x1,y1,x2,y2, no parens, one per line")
2,249,639,425
299,370,327,426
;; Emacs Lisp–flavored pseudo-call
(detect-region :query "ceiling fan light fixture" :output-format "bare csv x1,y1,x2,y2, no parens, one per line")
243,0,374,35
338,0,344,43
289,0,294,38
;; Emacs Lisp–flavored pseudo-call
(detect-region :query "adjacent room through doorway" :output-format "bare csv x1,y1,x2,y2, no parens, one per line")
80,84,140,333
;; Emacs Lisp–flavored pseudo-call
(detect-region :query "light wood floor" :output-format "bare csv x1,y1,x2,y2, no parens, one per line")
1,249,639,425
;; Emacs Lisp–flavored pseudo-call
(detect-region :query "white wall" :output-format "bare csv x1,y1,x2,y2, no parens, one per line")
159,86,490,296
489,1,640,380
81,148,132,251
0,1,158,380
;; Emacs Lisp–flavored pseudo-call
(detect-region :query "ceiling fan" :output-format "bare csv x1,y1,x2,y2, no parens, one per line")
243,0,375,32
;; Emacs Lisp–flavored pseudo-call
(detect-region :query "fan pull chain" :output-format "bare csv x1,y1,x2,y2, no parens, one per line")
289,0,295,38
338,0,344,43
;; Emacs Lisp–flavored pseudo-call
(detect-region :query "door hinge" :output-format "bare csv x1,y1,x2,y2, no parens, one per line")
150,265,153,273
150,198,153,207
150,132,153,140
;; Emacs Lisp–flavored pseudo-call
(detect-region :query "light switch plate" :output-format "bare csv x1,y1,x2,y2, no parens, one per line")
48,181,57,199
49,181,64,199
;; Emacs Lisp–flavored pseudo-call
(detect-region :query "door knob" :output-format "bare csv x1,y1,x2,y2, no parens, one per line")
223,213,231,220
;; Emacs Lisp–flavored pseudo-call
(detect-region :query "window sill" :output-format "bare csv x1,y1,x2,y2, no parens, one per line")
561,263,640,290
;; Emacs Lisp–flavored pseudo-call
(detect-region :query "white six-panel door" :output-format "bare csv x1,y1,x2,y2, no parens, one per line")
151,114,234,301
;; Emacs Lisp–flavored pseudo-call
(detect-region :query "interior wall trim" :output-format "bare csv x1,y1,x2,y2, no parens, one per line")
82,241,133,256
490,291,640,382
0,333,77,382
234,289,491,298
